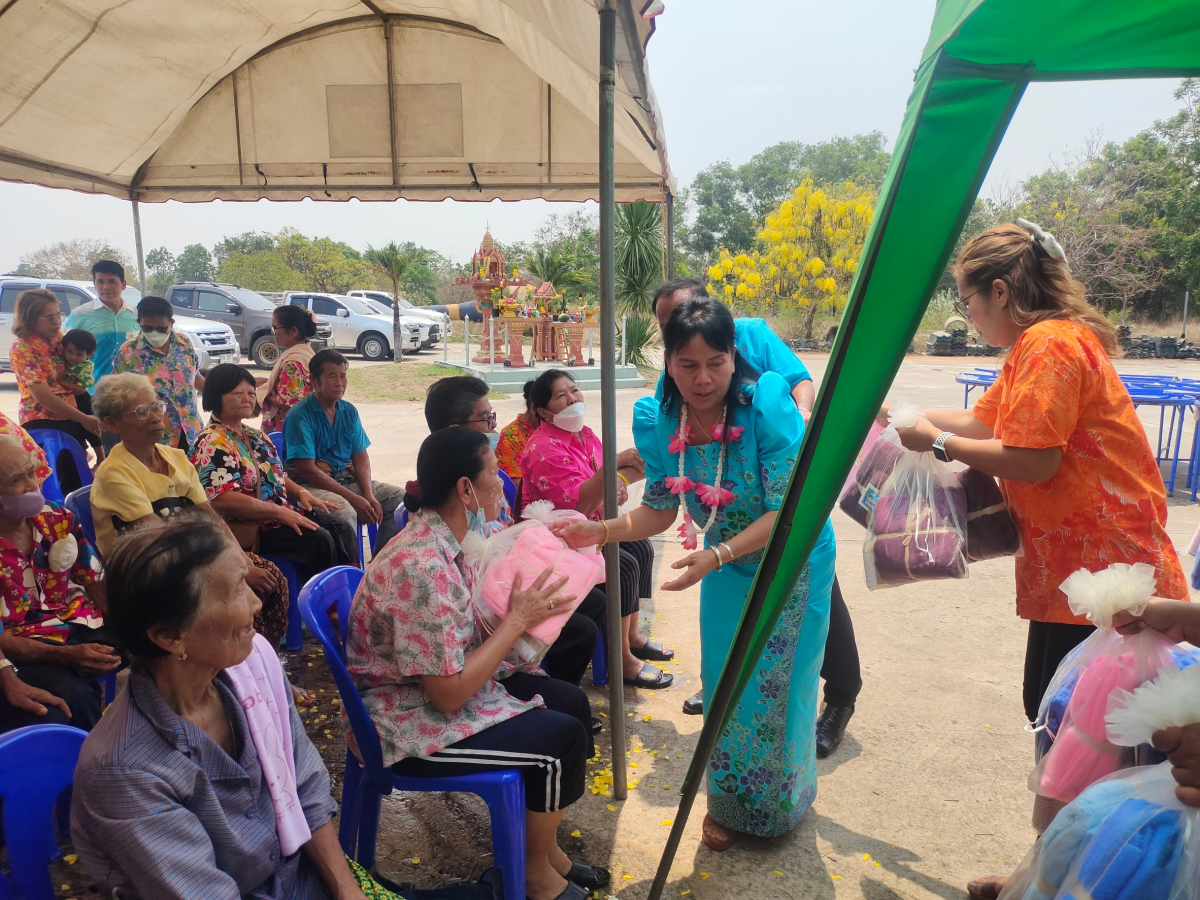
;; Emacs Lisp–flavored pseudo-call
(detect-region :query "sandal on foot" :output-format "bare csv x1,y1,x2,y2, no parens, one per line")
701,813,736,852
631,640,675,662
291,685,316,707
566,860,611,890
623,663,674,689
531,881,588,900
967,875,1007,900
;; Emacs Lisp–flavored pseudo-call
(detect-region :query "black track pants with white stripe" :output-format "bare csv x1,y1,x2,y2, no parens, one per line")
390,672,593,812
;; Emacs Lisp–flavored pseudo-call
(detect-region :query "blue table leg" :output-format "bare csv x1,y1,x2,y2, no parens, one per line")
1168,402,1187,496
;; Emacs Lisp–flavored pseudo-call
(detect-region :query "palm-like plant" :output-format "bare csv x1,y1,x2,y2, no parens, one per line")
615,200,663,316
526,246,586,295
364,242,428,362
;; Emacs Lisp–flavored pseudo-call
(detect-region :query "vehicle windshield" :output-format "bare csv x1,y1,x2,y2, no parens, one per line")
336,295,384,317
364,300,391,315
229,289,276,311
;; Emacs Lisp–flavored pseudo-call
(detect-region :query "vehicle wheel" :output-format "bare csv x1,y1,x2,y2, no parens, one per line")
251,335,280,368
360,333,389,361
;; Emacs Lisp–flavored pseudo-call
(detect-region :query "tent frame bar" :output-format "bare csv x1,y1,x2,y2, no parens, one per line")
0,149,126,192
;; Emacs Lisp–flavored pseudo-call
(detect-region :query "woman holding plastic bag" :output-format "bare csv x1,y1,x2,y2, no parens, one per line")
551,297,836,852
883,221,1189,899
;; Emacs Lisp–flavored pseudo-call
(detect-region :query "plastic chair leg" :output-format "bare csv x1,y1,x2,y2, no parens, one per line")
355,788,385,869
264,555,302,651
479,775,527,900
591,627,608,686
338,750,363,856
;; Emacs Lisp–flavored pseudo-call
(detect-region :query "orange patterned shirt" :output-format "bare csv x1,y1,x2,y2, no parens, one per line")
972,320,1187,624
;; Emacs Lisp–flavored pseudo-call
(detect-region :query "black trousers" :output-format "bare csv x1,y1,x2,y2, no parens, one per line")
1023,620,1096,723
594,538,654,618
0,623,118,734
541,588,602,687
257,511,359,581
23,419,96,493
390,673,591,812
820,577,863,708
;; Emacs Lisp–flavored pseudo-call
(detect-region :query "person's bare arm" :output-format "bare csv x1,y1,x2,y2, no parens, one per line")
792,380,816,421
291,459,358,502
421,568,569,714
0,634,120,674
0,664,70,719
896,417,1062,483
26,382,99,431
661,508,780,591
550,504,678,550
210,491,319,534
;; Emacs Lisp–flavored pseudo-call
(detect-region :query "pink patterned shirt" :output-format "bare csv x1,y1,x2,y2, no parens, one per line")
520,422,604,519
345,509,544,765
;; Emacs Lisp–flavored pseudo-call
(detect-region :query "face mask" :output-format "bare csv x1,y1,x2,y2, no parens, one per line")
143,330,171,349
465,483,488,536
553,401,587,433
0,489,44,520
486,432,500,450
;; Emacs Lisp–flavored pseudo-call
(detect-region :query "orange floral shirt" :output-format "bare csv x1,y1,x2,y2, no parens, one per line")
973,320,1187,624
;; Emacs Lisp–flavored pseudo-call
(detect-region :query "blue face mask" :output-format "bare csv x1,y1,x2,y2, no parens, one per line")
487,432,500,450
465,484,488,536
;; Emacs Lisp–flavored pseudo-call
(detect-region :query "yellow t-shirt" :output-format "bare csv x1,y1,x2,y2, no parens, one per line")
90,442,208,556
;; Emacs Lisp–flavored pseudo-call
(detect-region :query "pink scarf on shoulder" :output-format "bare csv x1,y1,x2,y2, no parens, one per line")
226,634,311,855
258,341,314,407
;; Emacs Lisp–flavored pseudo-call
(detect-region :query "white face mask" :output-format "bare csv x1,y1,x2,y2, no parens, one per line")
553,401,587,433
143,330,171,349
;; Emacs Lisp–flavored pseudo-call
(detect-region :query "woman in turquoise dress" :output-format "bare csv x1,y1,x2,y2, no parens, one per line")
551,297,836,849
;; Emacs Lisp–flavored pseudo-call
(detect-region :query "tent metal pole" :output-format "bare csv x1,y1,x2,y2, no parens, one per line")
598,0,627,802
665,191,675,279
130,196,146,294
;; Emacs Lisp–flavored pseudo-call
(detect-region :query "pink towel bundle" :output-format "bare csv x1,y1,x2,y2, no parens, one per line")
475,519,606,662
226,633,310,855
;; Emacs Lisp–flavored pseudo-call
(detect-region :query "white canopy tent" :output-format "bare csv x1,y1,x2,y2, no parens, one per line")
0,0,673,204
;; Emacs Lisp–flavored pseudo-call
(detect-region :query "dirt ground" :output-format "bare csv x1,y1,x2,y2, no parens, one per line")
36,351,1200,900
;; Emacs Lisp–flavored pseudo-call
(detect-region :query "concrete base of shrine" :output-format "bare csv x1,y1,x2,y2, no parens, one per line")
434,359,646,393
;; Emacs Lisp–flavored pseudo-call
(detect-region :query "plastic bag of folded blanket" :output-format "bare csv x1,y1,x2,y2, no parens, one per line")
1000,664,1200,900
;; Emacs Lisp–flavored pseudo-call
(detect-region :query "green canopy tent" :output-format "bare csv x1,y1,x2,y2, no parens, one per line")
649,1,1200,894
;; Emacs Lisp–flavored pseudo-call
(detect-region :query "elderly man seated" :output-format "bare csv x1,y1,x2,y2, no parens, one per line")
284,349,403,552
0,431,115,734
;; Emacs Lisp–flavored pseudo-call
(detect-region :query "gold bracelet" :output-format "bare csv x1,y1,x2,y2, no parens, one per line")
599,519,610,548
617,471,630,486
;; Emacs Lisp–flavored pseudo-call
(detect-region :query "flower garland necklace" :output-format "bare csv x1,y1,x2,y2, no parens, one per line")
665,402,742,549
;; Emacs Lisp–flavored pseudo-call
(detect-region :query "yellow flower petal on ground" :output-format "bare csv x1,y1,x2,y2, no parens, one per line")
681,891,691,896
63,854,77,865
700,873,710,879
607,804,618,811
411,858,421,865
832,875,842,880
571,830,581,838
643,715,653,722
862,854,870,861
772,870,784,877
624,875,633,880
873,861,881,868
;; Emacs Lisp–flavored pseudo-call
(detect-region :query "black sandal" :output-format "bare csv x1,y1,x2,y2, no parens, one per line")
631,640,674,662
534,882,588,900
623,663,674,688
566,860,611,890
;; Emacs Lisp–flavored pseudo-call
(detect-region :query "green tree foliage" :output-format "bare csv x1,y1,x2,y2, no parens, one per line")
145,246,177,295
363,242,429,363
216,251,307,292
15,238,135,281
213,232,275,266
175,243,214,283
526,246,587,294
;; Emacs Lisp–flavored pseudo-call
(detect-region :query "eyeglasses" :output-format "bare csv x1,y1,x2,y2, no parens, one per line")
953,289,984,322
463,412,498,427
118,400,168,420
39,312,63,322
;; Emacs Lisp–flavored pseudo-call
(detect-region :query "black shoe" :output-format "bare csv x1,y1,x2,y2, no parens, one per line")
566,860,611,890
815,704,854,758
682,690,703,715
590,716,603,736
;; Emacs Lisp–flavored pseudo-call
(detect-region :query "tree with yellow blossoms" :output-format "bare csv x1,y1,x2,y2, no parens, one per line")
706,177,875,340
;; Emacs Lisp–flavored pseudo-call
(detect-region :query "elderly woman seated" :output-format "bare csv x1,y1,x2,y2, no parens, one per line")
70,515,396,899
191,363,358,577
346,427,608,900
0,432,113,733
90,373,293,680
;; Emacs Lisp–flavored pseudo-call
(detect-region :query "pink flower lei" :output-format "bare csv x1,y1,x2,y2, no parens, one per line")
672,403,734,550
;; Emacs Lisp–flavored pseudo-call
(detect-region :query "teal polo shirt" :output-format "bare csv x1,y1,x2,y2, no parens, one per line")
283,393,370,472
64,299,139,388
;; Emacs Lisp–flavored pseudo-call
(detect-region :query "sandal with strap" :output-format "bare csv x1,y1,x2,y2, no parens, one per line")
631,640,675,662
967,875,1007,899
534,881,588,900
623,663,674,689
566,860,611,890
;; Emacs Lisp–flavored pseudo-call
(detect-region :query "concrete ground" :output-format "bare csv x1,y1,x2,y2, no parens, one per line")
29,350,1200,900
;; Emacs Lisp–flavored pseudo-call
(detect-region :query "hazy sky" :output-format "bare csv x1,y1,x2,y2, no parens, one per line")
0,0,1187,273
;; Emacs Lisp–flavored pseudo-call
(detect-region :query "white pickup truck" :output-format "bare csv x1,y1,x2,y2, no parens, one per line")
0,277,240,372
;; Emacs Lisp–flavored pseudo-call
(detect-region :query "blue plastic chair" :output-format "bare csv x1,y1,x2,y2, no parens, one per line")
62,486,117,704
591,628,609,686
0,724,87,900
26,428,92,505
298,568,526,900
262,554,304,652
394,505,409,532
267,430,286,462
499,470,517,511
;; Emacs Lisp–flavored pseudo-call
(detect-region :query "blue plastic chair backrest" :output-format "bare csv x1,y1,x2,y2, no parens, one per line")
27,428,92,504
394,505,410,532
0,724,87,900
64,485,97,551
297,567,387,773
499,469,517,510
267,430,286,464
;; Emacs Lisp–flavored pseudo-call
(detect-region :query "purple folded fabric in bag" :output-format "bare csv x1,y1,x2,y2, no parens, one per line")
838,439,904,528
868,483,968,585
957,467,1021,561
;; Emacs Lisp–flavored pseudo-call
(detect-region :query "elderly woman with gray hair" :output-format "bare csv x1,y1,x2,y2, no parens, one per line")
71,514,392,900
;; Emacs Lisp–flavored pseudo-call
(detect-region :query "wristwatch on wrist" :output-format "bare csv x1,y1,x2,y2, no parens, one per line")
932,431,955,463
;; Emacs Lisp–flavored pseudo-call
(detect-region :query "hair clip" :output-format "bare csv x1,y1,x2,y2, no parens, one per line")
1016,217,1070,271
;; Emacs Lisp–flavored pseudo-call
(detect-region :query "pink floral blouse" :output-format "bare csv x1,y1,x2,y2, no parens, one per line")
261,359,311,434
520,422,604,519
345,509,544,766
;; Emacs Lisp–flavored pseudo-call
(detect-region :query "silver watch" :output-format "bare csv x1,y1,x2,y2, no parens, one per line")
932,431,954,463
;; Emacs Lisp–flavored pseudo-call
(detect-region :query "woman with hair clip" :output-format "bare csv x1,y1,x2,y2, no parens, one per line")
883,221,1189,900
260,305,319,434
551,297,836,851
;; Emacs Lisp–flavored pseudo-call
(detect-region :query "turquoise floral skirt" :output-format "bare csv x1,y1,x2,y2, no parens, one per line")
700,518,836,837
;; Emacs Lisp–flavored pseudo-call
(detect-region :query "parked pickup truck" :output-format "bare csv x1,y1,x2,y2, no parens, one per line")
168,281,332,368
283,292,422,360
345,290,448,349
0,277,239,373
